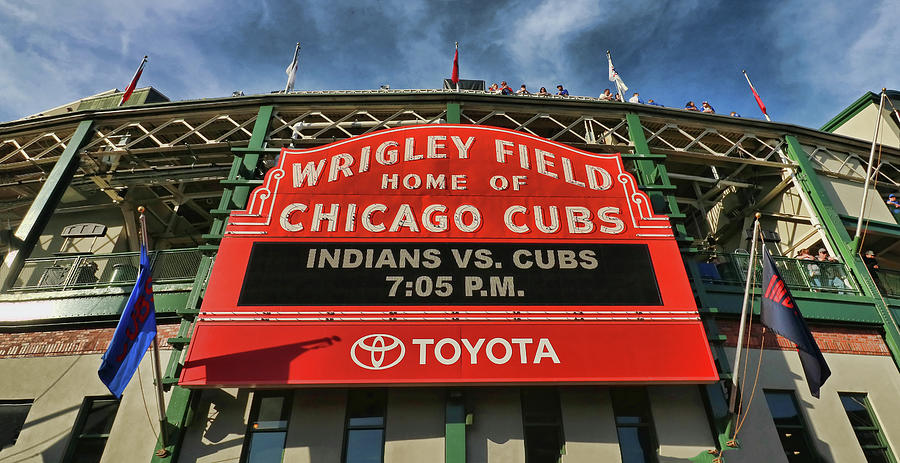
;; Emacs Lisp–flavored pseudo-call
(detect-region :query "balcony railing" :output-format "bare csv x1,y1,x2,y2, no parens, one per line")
874,268,900,299
693,252,859,294
8,248,202,292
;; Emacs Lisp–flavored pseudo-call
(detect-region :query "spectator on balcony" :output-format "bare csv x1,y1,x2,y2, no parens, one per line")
629,92,644,104
701,101,716,113
487,83,500,94
599,89,613,100
684,101,700,111
499,81,514,95
730,111,741,117
537,86,550,96
796,248,815,260
887,194,900,214
556,85,569,96
864,250,885,292
817,248,847,290
516,84,531,95
647,99,662,107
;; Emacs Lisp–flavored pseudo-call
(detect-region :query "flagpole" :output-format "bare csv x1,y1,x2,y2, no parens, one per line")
139,206,169,457
119,56,148,107
742,70,770,122
606,51,622,100
853,88,886,252
729,212,762,413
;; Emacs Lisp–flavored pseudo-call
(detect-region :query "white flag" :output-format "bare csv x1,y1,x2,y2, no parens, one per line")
285,43,300,93
608,53,628,94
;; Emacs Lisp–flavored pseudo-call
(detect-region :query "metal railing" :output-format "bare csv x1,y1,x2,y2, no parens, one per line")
693,252,859,294
9,248,203,292
874,268,900,299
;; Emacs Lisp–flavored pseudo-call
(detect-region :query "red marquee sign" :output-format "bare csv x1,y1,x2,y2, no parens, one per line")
180,125,717,387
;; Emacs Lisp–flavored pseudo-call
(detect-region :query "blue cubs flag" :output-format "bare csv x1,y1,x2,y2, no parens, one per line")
760,249,831,397
98,245,156,397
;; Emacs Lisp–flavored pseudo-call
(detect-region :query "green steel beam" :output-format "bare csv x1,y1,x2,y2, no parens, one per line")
625,114,689,240
446,103,461,124
445,391,466,463
152,105,275,461
0,120,94,291
784,135,900,369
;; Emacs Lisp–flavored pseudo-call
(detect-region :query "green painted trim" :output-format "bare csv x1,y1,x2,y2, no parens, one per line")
1,120,94,291
784,135,900,369
445,392,466,463
231,105,275,209
446,103,461,124
821,92,878,132
839,214,900,236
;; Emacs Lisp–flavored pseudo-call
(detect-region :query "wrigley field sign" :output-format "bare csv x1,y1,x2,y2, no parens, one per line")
181,125,717,386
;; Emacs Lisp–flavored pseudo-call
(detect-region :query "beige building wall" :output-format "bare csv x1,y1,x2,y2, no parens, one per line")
560,387,621,463
650,385,716,461
725,348,900,463
384,388,445,463
177,388,252,463
283,388,346,463
833,104,900,149
0,351,170,463
466,387,525,463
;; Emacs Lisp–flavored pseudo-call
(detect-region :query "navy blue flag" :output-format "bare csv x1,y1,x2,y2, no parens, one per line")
760,249,831,397
98,245,156,397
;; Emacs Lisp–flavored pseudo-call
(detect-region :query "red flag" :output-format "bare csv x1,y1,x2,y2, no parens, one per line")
451,43,459,86
119,56,148,106
743,70,767,117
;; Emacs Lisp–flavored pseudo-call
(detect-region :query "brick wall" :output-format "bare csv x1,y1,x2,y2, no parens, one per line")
717,318,890,356
0,323,180,358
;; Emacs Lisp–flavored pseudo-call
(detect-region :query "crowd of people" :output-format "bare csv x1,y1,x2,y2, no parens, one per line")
483,81,744,117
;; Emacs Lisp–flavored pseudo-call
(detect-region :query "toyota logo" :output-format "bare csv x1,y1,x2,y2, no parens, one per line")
351,334,405,370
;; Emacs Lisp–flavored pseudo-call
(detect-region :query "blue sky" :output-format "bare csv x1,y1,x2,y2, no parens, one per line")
1,0,897,129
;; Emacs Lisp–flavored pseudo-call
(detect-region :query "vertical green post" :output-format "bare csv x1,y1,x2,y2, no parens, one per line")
0,120,94,290
151,105,275,462
446,390,466,463
447,103,461,124
784,135,900,369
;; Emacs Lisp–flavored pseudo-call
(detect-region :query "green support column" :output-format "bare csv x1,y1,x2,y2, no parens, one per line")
627,113,730,461
445,390,466,463
447,103,461,124
152,106,275,462
0,120,93,291
625,114,689,241
784,135,900,369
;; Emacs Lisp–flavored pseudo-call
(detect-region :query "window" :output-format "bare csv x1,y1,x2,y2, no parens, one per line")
839,393,896,463
521,388,564,463
764,390,818,463
63,397,120,463
0,400,33,450
343,389,386,463
611,387,658,463
241,391,292,463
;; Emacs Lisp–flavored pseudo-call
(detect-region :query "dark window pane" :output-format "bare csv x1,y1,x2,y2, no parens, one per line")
345,429,383,463
854,429,882,447
0,402,32,449
617,427,655,463
346,390,386,428
525,424,561,463
611,388,652,425
246,431,287,463
863,448,891,463
840,395,875,427
777,430,816,463
765,392,802,426
81,400,119,435
256,396,285,423
522,389,561,423
69,438,107,463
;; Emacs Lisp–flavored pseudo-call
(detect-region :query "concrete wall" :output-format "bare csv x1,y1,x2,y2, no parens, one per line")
0,351,170,463
833,103,900,149
649,385,715,462
466,388,525,463
283,388,346,463
35,208,128,257
384,388,445,463
725,347,900,463
560,387,620,463
177,388,251,463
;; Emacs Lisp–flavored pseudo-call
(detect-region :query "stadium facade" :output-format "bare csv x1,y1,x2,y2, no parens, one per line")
1,87,900,463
